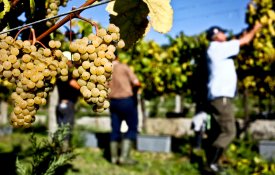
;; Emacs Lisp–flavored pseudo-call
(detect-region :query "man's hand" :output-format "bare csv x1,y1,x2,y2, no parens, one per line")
254,21,262,31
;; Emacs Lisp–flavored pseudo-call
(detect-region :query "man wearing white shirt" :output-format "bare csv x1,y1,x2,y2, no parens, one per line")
205,22,261,173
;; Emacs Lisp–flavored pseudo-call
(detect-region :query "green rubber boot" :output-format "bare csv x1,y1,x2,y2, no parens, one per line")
119,139,137,165
110,141,119,164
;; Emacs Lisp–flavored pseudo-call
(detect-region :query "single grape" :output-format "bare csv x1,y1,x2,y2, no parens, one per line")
107,24,118,33
90,75,97,82
98,44,108,51
27,98,35,107
97,75,107,84
22,54,31,63
61,68,68,76
99,90,107,98
24,115,32,123
12,61,20,69
14,106,22,115
73,53,81,62
55,41,61,48
72,69,80,78
82,89,92,99
94,58,102,67
103,100,110,108
100,58,109,66
111,33,119,41
10,47,19,56
81,53,89,60
88,53,97,61
105,51,115,60
107,45,116,52
117,40,125,49
97,51,105,58
96,66,105,75
82,61,91,70
3,61,12,70
43,48,52,56
26,62,34,70
27,81,36,89
98,96,105,103
87,45,95,54
91,88,100,97
54,50,63,57
104,62,113,72
78,45,87,54
36,80,44,88
97,28,107,37
70,43,78,52
97,84,105,90
104,35,113,43
3,70,12,79
12,69,21,77
78,66,85,74
81,71,90,81
77,79,87,86
34,96,42,105
80,86,88,94
49,40,56,48
87,82,96,90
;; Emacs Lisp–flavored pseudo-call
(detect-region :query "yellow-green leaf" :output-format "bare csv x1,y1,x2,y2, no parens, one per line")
0,0,11,19
143,0,173,33
106,1,117,16
30,0,35,15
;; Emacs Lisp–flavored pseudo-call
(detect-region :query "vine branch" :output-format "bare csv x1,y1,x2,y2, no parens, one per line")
36,0,97,41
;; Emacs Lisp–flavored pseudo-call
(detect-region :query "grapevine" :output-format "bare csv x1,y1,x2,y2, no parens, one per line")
246,0,275,62
239,0,275,98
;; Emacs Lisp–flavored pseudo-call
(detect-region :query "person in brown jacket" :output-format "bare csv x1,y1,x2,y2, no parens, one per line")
108,56,140,165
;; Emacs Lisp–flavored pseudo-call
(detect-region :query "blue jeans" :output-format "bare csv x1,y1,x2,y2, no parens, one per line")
56,100,75,142
110,97,138,141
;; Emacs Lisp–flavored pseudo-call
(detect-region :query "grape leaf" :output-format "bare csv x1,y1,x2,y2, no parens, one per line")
0,0,11,19
143,0,173,33
30,0,35,15
106,0,149,49
105,1,117,16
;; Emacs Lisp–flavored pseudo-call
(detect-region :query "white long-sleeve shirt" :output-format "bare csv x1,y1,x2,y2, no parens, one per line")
206,40,240,100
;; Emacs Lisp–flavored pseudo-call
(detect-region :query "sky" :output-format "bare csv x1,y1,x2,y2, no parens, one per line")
59,0,251,45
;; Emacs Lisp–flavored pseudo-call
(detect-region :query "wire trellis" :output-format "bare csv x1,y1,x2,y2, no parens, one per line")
0,0,113,35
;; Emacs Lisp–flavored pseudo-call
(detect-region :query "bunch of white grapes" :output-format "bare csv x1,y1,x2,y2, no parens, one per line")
45,0,69,27
0,33,69,128
69,23,125,112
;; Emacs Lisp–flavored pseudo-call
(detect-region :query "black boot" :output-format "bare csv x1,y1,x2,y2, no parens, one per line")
206,147,224,173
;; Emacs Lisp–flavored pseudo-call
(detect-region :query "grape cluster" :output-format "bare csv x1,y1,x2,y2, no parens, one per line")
45,0,69,27
0,33,69,128
69,23,125,112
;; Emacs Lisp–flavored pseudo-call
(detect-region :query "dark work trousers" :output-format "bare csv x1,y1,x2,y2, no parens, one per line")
110,96,138,142
206,97,236,149
56,100,75,142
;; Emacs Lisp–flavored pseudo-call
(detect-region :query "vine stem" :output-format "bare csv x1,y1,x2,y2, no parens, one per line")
14,26,31,40
76,14,99,35
30,28,36,45
35,40,47,49
36,0,97,41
